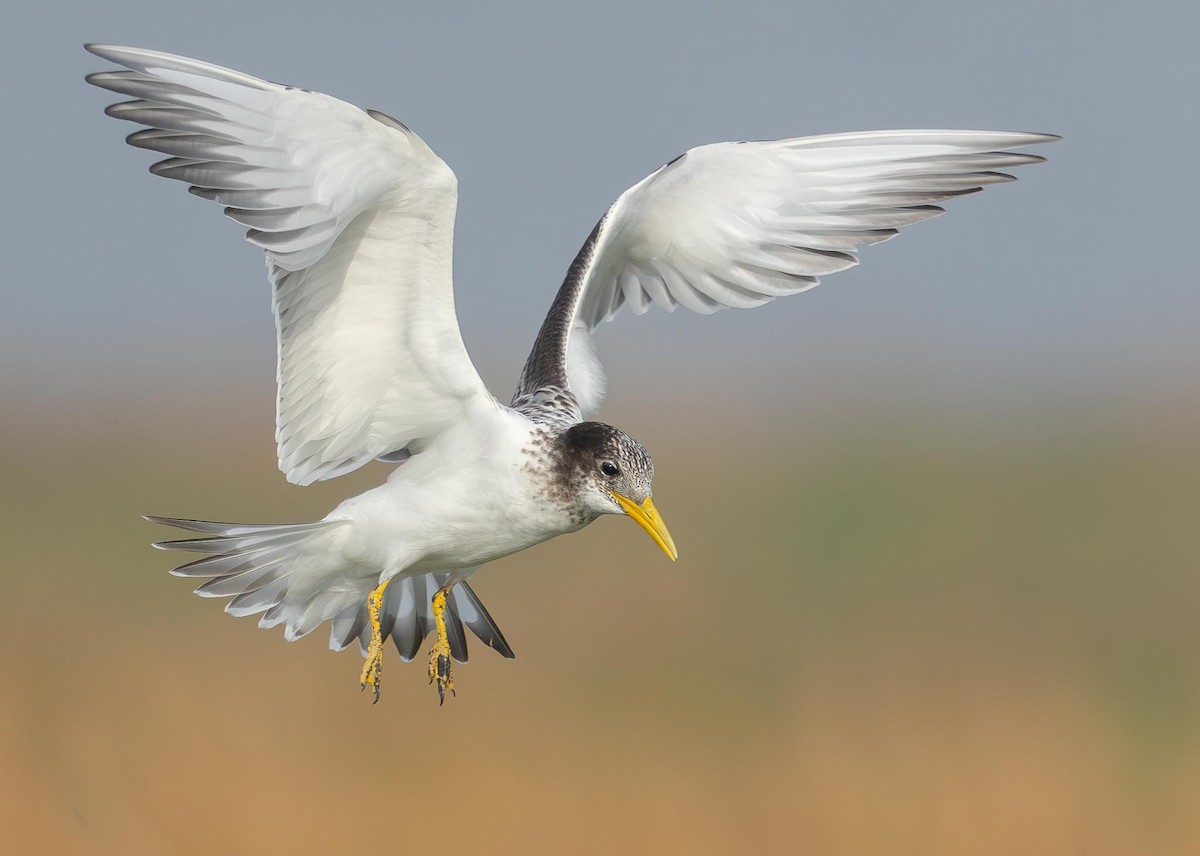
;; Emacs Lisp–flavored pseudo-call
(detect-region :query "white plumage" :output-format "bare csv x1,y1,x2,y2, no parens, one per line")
87,44,1055,692
91,45,497,486
560,131,1051,416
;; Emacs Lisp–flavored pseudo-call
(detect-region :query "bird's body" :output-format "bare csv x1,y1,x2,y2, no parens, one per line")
330,416,588,578
86,43,1056,701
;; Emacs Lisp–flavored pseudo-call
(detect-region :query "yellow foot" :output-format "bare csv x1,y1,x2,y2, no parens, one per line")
359,641,383,703
428,587,456,705
359,579,390,704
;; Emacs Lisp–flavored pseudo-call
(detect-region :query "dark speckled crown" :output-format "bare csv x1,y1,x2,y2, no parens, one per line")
555,422,653,482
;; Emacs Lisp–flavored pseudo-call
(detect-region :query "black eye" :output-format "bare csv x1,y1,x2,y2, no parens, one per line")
600,461,620,478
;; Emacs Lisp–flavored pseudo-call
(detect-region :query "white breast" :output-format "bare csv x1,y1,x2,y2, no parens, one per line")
325,406,577,577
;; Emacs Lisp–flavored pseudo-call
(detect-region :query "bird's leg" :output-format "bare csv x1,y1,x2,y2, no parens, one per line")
359,578,391,703
428,584,456,704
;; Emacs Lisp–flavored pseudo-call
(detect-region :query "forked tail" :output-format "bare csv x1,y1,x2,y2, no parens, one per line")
147,516,514,663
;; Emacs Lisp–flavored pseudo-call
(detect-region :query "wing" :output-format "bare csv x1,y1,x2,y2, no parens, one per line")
513,130,1057,420
87,45,498,485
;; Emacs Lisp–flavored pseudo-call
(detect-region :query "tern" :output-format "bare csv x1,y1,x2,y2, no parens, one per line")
86,44,1056,702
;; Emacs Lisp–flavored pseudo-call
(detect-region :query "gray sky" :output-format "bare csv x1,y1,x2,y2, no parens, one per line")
3,0,1196,421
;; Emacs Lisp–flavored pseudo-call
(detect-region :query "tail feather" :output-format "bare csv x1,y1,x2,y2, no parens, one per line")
330,603,366,652
329,570,516,663
384,573,464,663
407,573,434,661
450,584,514,661
380,572,420,658
147,515,515,664
443,599,468,663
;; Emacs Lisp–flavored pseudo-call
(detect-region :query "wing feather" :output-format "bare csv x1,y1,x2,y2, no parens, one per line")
514,130,1057,418
88,45,496,484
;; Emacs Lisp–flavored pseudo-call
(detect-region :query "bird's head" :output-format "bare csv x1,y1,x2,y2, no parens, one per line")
555,421,677,561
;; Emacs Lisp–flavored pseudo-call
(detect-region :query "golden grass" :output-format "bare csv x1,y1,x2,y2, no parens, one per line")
3,396,1199,854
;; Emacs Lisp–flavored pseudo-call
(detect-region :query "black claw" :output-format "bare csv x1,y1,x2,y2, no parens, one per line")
362,661,382,704
433,653,453,705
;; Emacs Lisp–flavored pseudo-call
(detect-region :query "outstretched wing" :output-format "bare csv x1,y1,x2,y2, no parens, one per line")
87,45,498,485
513,130,1057,420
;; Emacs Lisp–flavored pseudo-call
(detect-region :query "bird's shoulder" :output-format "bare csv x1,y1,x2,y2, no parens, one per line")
509,385,583,428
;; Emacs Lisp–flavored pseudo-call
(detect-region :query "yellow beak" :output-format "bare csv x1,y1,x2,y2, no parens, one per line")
609,492,678,561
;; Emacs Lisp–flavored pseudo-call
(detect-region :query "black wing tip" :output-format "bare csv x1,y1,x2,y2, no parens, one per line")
663,151,687,169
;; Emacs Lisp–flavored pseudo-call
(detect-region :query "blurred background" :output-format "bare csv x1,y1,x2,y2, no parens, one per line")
3,1,1198,854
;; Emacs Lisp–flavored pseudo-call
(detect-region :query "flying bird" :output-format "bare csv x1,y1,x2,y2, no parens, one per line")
86,44,1056,703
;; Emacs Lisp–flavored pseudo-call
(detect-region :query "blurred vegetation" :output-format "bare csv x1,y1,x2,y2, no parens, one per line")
2,393,1198,855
